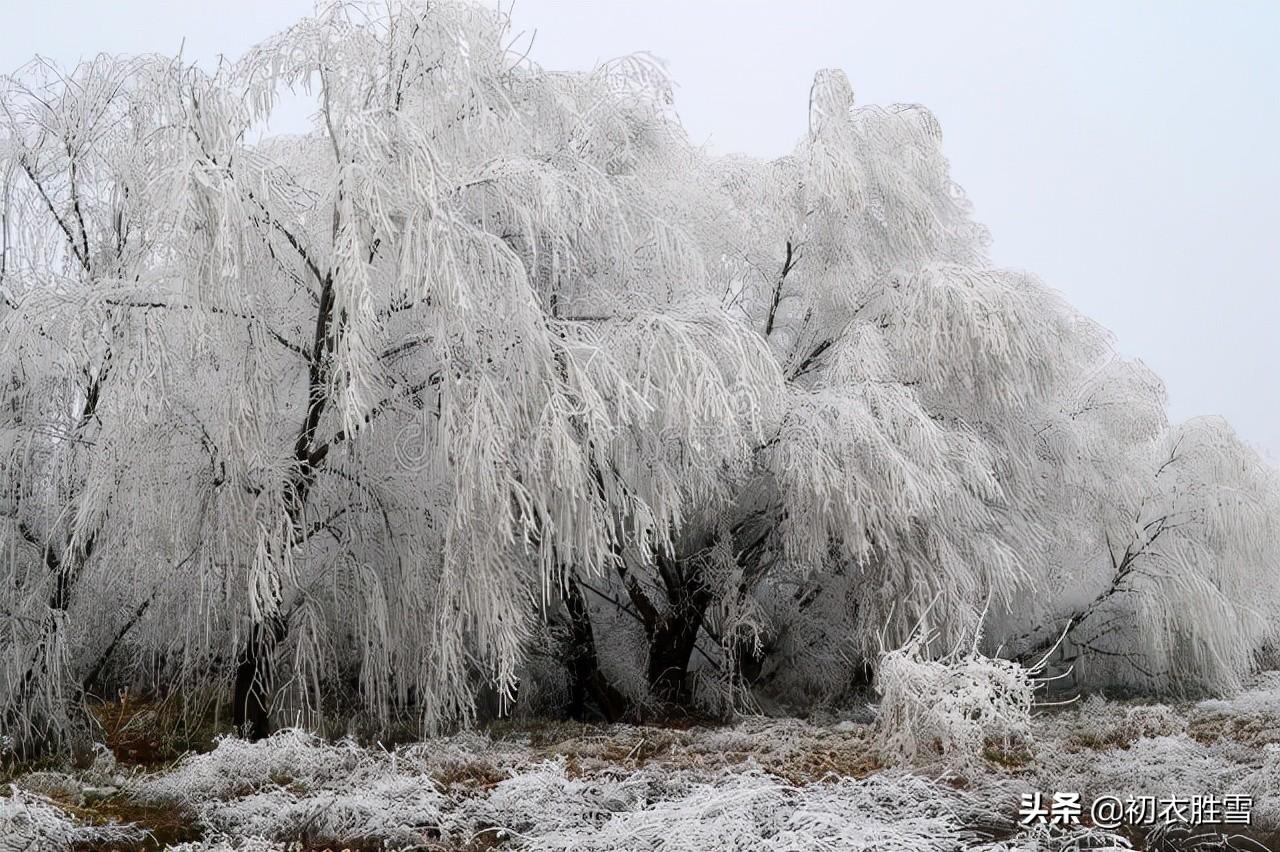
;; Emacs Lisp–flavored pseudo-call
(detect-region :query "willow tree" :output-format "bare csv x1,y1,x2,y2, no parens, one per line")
0,54,225,752
577,71,1116,711
553,69,1280,714
0,6,796,732
4,0,1278,750
1005,409,1280,694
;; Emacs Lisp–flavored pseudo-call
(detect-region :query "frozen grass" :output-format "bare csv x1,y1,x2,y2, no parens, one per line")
970,823,1133,851
164,840,285,851
124,736,1006,849
6,672,1280,849
490,768,977,851
0,783,147,850
1059,694,1187,750
1238,746,1280,828
132,728,364,802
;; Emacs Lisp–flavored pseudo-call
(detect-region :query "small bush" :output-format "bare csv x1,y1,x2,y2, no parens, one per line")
873,631,1037,766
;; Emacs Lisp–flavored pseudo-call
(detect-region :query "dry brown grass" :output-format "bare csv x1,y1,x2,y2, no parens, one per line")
432,759,511,792
1187,709,1280,749
764,744,883,785
981,739,1035,770
86,689,224,768
489,717,887,784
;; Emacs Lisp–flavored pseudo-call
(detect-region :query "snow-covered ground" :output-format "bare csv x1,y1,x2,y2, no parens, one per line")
6,674,1280,850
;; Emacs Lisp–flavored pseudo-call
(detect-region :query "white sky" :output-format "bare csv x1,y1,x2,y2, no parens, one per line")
3,1,1276,460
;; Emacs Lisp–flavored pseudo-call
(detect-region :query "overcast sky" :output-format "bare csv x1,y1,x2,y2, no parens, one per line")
3,1,1276,460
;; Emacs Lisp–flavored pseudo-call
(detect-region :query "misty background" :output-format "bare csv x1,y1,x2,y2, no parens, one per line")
3,0,1276,460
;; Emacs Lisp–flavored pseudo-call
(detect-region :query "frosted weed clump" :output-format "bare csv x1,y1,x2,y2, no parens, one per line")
873,630,1037,765
0,784,146,849
165,839,285,851
972,822,1133,851
1052,694,1186,750
132,729,363,803
1122,703,1187,739
196,772,448,845
132,729,455,845
488,766,976,852
458,758,663,843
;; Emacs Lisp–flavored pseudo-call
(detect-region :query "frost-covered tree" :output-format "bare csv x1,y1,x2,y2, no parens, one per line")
0,2,778,740
647,72,1113,709
2,0,1277,751
1007,413,1280,694
0,54,217,750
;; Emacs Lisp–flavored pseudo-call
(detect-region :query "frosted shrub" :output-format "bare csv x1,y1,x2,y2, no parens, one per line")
874,632,1036,765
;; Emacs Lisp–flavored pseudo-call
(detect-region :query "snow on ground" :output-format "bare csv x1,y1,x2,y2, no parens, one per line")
7,674,1280,850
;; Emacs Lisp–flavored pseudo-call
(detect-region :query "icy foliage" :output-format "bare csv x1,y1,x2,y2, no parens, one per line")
133,729,363,803
130,731,443,844
1063,695,1187,749
0,784,146,850
973,823,1133,851
498,768,974,851
873,632,1036,765
134,728,542,845
196,774,446,846
457,758,660,844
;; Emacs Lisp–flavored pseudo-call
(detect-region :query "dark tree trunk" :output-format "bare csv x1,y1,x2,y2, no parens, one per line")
646,614,705,705
735,636,768,687
643,550,714,710
225,233,338,740
562,577,628,722
232,617,286,741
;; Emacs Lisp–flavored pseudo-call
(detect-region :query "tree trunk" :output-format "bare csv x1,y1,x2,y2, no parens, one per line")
232,617,286,741
644,551,714,710
646,614,704,706
562,577,628,722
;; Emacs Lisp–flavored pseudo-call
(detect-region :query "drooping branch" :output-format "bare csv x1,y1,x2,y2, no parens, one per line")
103,298,310,360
